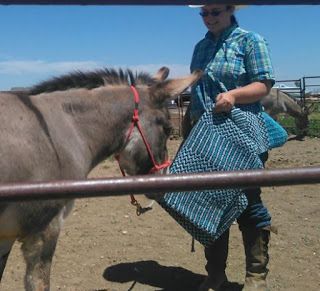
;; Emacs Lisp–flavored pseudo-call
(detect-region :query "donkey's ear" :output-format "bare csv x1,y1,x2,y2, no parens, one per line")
162,70,202,98
153,67,170,82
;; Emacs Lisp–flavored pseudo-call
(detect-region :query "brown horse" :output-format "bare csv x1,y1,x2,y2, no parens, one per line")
0,67,202,291
261,88,309,137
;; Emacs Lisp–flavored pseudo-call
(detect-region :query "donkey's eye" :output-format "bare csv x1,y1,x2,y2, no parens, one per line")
155,115,172,137
164,124,173,136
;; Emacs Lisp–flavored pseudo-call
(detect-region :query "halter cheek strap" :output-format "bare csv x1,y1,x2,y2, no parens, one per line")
115,85,171,215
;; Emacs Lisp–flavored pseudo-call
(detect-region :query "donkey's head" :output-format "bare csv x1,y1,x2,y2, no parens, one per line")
295,111,309,138
117,67,202,175
295,102,318,138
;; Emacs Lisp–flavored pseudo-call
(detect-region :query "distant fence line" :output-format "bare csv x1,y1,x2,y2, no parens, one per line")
170,76,320,138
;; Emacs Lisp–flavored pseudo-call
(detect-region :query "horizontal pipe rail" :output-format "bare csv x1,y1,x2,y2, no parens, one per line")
0,166,319,202
0,0,320,5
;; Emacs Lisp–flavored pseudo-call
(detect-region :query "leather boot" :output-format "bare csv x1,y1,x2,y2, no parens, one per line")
241,226,274,291
198,230,229,291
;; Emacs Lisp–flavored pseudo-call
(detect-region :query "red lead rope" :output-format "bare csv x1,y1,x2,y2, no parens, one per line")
115,85,171,215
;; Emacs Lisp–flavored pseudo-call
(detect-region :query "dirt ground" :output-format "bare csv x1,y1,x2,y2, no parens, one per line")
2,137,320,291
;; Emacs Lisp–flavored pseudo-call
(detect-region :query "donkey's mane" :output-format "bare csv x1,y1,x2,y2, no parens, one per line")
30,68,156,95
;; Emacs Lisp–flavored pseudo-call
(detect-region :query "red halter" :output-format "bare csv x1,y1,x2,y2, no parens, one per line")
115,85,171,215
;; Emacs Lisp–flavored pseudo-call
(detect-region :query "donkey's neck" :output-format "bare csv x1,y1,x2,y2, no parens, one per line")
283,96,304,118
73,87,136,169
34,86,135,175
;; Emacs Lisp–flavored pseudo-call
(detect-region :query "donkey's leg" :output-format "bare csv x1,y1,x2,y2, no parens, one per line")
20,215,62,291
0,238,15,280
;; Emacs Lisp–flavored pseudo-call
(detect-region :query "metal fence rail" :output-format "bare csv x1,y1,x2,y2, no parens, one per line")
0,166,319,202
1,0,320,5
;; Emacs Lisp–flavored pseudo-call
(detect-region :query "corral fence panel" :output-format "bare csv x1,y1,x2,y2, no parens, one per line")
274,76,320,136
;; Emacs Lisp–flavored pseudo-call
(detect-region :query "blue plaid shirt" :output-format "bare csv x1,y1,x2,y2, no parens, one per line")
159,26,286,246
190,24,275,122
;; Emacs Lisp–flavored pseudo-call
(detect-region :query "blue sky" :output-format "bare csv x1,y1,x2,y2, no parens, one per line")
0,5,319,90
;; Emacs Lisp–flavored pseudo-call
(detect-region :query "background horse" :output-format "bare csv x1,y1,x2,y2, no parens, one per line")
0,67,202,291
261,88,309,137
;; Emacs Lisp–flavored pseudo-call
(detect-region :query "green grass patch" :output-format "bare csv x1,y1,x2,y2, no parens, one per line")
277,114,320,137
308,118,320,136
310,112,320,120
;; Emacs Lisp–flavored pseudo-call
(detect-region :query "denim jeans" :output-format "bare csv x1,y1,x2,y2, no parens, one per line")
237,152,271,229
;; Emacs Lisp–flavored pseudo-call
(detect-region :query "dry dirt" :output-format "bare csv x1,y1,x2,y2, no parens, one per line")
2,137,320,291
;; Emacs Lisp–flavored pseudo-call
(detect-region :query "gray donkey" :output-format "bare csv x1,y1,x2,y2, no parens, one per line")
0,67,202,291
261,88,310,136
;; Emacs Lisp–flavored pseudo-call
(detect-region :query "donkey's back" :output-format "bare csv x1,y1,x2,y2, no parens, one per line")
261,88,303,117
261,88,309,137
0,92,65,182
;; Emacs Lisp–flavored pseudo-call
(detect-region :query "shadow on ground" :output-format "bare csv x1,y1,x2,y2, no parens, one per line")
103,260,244,291
287,134,305,141
103,260,205,291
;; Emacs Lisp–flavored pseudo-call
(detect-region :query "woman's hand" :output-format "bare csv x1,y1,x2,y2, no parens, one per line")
214,92,236,113
214,80,272,113
214,81,273,113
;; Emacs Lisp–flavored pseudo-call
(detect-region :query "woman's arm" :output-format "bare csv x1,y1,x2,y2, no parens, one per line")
214,80,272,113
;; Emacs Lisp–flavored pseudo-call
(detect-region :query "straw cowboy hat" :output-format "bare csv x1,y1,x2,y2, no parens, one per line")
189,5,247,9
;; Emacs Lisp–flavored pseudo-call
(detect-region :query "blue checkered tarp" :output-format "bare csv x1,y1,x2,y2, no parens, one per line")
159,107,287,247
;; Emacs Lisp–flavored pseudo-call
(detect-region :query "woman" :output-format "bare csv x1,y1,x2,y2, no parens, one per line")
186,4,279,291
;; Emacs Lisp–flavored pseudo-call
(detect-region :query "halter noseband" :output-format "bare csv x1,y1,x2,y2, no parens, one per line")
115,85,171,215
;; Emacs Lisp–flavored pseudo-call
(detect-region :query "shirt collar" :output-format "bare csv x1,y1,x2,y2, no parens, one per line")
205,23,238,43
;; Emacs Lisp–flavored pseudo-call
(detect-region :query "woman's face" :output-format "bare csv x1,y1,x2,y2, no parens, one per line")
200,4,235,37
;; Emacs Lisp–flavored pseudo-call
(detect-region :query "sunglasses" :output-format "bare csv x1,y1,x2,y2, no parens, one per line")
199,10,225,18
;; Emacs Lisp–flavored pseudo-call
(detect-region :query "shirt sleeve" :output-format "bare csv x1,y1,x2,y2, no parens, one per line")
190,47,197,73
190,42,202,73
244,32,275,86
